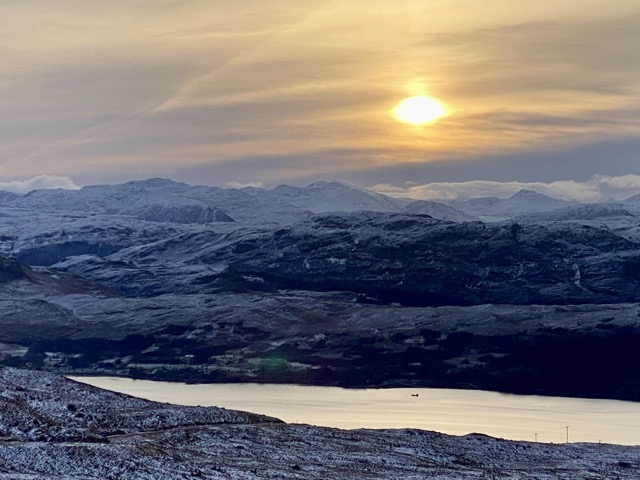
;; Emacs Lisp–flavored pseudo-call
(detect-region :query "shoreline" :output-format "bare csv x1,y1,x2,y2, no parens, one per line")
69,375,640,446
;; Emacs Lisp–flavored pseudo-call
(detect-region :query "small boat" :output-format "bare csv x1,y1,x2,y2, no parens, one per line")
411,393,419,397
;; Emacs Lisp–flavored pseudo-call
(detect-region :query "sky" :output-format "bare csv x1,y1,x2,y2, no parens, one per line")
2,1,640,199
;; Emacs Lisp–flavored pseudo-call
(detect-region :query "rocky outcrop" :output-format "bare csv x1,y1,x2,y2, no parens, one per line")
0,256,27,283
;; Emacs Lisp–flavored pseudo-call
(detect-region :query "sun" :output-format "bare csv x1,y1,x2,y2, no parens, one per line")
393,95,448,125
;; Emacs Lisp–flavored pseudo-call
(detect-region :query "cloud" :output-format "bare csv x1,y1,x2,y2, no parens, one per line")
0,175,79,194
372,175,640,202
225,180,264,189
2,2,640,187
591,174,640,191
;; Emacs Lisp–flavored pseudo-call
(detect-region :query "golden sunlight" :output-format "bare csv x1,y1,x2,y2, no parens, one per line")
393,96,448,125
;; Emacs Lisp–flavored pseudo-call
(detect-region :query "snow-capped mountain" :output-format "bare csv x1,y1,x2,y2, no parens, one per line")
450,189,575,221
5,178,315,226
244,180,408,213
8,179,233,224
0,191,20,205
1,178,639,306
2,179,584,228
515,203,636,222
401,200,479,222
624,193,640,204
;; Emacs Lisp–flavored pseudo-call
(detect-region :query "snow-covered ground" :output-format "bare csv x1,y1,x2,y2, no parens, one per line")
1,366,640,479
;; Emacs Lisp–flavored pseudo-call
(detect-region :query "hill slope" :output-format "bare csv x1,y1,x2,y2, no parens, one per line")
0,366,639,479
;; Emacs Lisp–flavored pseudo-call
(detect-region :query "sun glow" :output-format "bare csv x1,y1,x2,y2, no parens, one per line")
393,96,448,125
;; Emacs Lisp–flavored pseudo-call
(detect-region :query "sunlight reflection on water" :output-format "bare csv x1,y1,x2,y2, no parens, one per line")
69,377,640,445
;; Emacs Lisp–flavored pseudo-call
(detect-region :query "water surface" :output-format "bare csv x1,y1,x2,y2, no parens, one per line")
70,377,640,445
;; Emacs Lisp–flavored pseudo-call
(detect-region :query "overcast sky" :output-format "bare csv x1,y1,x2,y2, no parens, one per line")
2,1,640,198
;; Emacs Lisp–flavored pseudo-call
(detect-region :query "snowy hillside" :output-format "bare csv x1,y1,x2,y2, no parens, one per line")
515,203,635,222
402,200,479,222
245,180,407,213
5,178,312,226
624,193,640,203
8,179,233,224
450,189,575,221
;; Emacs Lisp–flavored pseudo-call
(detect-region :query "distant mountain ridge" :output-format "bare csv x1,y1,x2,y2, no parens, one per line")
625,193,640,203
515,203,636,222
8,179,234,224
243,180,408,213
5,178,309,226
448,189,576,220
401,200,479,222
2,179,602,224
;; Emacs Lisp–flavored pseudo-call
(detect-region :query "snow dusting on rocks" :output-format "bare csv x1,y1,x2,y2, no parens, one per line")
1,367,640,479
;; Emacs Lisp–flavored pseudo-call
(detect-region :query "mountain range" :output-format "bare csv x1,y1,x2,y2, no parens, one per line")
1,178,640,401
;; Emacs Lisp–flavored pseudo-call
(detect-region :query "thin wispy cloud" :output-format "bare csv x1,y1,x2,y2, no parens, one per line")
225,180,264,189
1,1,639,186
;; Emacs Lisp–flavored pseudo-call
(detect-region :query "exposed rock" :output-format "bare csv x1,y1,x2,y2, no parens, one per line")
0,256,27,283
